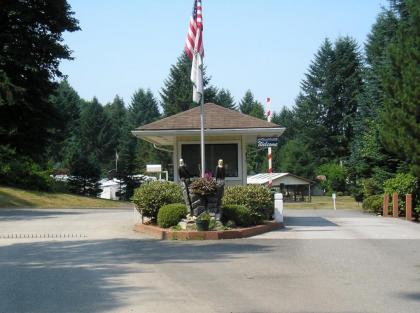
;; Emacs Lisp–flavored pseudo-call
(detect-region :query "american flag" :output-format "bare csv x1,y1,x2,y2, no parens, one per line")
185,0,204,61
185,0,204,103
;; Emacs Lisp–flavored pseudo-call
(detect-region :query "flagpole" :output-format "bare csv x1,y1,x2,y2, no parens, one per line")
200,79,205,178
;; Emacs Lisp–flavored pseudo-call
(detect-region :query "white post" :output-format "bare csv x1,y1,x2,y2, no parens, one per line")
332,193,337,210
274,193,284,223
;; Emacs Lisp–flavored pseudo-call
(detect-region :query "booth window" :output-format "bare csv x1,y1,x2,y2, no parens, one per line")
181,143,239,177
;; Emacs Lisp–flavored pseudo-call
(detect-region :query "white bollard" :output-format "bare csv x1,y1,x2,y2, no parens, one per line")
274,193,284,223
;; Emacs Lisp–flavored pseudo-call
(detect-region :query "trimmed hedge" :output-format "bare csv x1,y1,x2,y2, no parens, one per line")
157,203,188,228
223,185,273,219
221,204,262,227
362,195,384,214
132,181,183,221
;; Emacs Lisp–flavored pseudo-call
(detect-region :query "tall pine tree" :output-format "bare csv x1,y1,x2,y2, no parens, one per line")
0,0,79,160
161,52,210,116
215,88,236,110
380,0,420,177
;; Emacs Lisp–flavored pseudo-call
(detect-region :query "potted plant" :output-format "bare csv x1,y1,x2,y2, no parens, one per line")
196,212,211,231
190,177,218,213
190,177,217,196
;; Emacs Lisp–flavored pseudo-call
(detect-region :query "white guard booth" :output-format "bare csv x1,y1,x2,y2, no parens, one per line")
132,103,285,185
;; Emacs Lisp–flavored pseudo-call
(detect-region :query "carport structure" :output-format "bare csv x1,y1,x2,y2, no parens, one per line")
247,172,314,201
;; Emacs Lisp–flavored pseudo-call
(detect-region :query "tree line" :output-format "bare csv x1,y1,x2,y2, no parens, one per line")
0,0,418,203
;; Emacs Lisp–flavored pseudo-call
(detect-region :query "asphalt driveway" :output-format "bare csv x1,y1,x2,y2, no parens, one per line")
0,207,419,313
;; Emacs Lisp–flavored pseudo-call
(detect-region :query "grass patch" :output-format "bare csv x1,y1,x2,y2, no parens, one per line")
0,186,131,209
284,196,361,210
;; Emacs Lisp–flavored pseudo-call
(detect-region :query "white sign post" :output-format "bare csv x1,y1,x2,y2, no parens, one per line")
332,193,337,210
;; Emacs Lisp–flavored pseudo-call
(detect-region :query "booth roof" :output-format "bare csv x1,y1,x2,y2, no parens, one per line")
136,103,280,130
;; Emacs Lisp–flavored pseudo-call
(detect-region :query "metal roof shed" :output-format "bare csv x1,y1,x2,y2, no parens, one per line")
247,173,314,201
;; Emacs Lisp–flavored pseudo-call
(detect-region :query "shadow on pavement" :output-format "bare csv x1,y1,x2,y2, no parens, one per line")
0,209,82,221
0,238,273,313
284,216,338,227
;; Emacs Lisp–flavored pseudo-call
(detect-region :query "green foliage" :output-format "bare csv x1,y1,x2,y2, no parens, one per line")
197,211,211,222
190,177,217,195
316,163,348,193
79,98,114,168
277,139,315,177
67,152,102,197
362,195,385,214
0,0,79,160
132,181,183,221
287,37,363,177
380,0,420,177
161,52,210,116
157,203,187,228
239,90,265,119
223,185,273,220
221,204,262,227
383,173,417,196
0,146,54,191
47,80,81,164
215,89,236,110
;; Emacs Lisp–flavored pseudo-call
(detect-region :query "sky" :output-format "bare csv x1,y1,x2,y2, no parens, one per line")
60,0,387,113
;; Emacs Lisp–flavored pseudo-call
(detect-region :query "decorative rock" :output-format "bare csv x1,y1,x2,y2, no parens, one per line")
178,221,187,230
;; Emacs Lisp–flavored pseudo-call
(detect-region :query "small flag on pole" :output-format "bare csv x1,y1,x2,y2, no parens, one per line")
185,0,204,103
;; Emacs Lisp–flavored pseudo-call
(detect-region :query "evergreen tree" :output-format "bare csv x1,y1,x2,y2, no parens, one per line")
0,0,79,160
160,52,210,116
203,85,218,104
103,95,127,172
124,88,162,175
380,0,420,177
47,80,81,164
215,88,236,110
348,6,400,196
271,107,296,172
239,90,265,119
291,37,364,176
239,90,266,173
78,98,113,169
68,152,102,197
129,89,160,127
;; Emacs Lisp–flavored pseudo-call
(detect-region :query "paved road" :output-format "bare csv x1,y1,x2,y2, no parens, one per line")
0,208,419,313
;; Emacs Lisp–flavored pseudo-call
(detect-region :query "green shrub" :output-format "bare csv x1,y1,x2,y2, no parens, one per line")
362,195,385,214
221,204,262,227
132,181,183,221
383,173,417,197
157,203,187,228
223,185,273,219
0,146,54,191
384,173,418,215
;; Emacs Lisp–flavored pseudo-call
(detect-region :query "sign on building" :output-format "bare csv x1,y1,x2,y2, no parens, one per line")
256,137,278,148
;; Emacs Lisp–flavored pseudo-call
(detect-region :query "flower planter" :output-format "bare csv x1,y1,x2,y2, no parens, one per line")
196,219,210,231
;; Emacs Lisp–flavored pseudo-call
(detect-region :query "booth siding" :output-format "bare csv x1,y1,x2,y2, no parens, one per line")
131,103,285,185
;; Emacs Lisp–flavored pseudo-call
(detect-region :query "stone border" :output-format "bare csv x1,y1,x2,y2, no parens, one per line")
133,221,283,240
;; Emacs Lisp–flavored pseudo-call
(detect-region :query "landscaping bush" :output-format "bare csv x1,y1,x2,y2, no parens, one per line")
221,204,262,227
157,203,188,228
223,185,273,219
362,195,384,214
384,173,418,215
132,181,183,221
0,146,54,191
